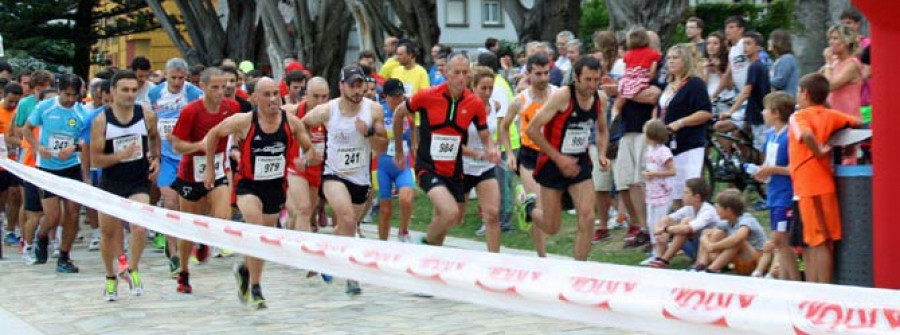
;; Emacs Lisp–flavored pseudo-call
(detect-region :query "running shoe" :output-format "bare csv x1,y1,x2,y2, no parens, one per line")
625,231,650,248
233,263,249,305
249,285,267,310
104,277,118,302
152,234,166,250
88,238,100,252
176,272,192,294
168,256,180,278
648,257,669,269
475,224,487,236
320,273,334,284
195,244,210,263
22,244,36,265
345,280,362,296
590,229,610,244
35,238,49,264
128,269,143,296
4,232,19,245
56,259,80,273
397,231,411,243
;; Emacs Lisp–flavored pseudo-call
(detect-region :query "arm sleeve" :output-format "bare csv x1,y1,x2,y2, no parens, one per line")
171,105,194,140
689,206,719,232
770,58,789,90
27,104,42,126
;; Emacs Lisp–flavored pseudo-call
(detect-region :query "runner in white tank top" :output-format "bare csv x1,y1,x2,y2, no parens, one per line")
298,65,387,296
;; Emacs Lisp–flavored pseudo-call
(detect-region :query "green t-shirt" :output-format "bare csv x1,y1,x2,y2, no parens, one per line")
14,95,38,127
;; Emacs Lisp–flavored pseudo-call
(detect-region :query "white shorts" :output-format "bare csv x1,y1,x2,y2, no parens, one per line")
589,145,614,192
613,133,646,190
646,201,672,245
672,147,705,201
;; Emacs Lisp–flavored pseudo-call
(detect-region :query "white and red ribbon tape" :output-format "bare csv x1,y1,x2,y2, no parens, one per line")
3,159,898,334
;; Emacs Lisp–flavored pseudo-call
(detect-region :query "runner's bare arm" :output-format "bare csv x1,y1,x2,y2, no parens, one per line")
80,138,91,183
526,88,568,161
286,113,312,152
170,134,204,155
392,102,411,159
6,112,21,148
205,113,252,168
369,103,388,153
300,104,330,129
499,96,522,154
143,107,162,160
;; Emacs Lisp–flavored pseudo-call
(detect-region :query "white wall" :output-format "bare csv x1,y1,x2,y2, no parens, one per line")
436,0,519,55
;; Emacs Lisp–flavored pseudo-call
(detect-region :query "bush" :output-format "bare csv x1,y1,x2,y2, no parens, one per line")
579,0,610,43
668,0,797,46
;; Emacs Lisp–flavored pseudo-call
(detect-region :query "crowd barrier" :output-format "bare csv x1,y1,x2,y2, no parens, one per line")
1,159,898,334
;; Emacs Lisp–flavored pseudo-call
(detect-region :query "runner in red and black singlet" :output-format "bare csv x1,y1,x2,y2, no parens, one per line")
168,67,240,294
286,77,329,233
204,77,309,309
392,53,499,247
526,57,609,261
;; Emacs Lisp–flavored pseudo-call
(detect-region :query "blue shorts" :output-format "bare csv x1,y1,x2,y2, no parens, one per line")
769,206,791,232
376,154,414,200
157,156,180,188
89,169,102,187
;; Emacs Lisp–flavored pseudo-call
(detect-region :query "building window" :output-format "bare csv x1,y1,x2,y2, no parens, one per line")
446,0,468,27
482,0,503,27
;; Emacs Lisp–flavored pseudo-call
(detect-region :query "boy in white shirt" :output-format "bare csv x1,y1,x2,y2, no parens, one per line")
648,178,720,268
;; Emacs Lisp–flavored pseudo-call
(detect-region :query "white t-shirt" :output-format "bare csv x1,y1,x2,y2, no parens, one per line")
135,81,156,105
728,39,750,89
463,101,499,176
669,202,721,233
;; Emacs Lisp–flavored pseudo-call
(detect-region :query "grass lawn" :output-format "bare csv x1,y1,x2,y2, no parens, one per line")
382,186,770,270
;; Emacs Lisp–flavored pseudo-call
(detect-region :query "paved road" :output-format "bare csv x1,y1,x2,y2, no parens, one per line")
0,226,631,334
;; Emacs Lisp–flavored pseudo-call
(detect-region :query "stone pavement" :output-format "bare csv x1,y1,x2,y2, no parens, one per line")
0,227,637,334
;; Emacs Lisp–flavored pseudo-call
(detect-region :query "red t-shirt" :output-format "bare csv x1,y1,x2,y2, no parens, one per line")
287,101,327,173
173,99,240,182
623,47,661,70
407,83,487,179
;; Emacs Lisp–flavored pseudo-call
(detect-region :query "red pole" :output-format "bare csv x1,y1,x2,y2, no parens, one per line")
852,0,900,289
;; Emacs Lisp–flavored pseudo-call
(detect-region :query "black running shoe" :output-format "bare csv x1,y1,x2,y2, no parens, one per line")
249,285,266,309
233,263,249,305
36,237,49,264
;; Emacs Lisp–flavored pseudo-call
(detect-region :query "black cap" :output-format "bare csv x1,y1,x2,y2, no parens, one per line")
383,79,405,96
340,65,366,84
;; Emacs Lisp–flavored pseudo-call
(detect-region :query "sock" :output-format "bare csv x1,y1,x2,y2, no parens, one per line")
59,251,70,261
37,235,49,249
92,228,100,239
107,275,116,280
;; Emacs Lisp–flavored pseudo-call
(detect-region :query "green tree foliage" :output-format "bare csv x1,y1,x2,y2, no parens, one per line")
0,0,163,78
579,0,609,41
668,0,796,47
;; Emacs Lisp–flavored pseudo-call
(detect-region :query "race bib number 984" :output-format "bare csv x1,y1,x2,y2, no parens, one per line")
430,134,461,161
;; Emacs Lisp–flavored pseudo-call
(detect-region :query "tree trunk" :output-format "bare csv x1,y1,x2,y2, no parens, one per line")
386,0,440,65
795,0,830,75
144,0,202,64
502,0,581,43
73,0,97,78
605,0,689,49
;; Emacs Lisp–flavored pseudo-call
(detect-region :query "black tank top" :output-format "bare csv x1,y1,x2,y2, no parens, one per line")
238,111,294,182
101,106,149,183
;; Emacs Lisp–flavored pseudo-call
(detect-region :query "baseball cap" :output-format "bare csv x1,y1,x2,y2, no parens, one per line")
383,79,405,96
340,65,366,84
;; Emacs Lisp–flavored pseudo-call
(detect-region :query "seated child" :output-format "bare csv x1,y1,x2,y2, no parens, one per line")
693,189,768,274
648,178,719,268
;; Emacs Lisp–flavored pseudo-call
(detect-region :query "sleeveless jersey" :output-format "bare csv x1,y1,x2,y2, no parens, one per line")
238,111,295,182
535,85,601,170
518,85,557,150
101,106,150,183
323,99,373,186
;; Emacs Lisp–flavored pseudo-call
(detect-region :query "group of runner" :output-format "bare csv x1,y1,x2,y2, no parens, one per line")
1,49,611,309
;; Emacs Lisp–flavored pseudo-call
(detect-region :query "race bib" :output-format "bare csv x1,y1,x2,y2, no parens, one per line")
113,134,143,162
386,141,409,157
560,129,589,154
48,135,74,154
430,134,461,161
254,155,285,180
193,154,226,181
337,146,364,172
158,118,177,141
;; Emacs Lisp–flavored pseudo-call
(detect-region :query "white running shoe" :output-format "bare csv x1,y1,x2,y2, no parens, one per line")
638,256,656,266
89,238,100,252
22,245,36,265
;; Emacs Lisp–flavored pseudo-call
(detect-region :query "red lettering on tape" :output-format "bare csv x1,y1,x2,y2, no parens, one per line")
192,219,209,228
141,205,155,213
224,226,243,237
557,277,637,309
488,267,542,283
792,301,900,333
350,249,404,270
259,235,282,246
661,288,755,327
475,280,518,295
166,212,180,221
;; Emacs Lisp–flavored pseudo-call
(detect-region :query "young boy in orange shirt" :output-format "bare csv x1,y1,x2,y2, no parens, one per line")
789,73,864,283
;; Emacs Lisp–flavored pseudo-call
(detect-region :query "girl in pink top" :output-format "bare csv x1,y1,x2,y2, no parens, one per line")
612,27,662,119
822,24,863,164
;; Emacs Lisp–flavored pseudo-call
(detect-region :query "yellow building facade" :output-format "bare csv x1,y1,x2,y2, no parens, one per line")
91,1,190,76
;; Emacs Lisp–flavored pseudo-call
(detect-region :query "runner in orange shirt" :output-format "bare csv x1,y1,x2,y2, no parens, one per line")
0,82,23,246
788,73,864,283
